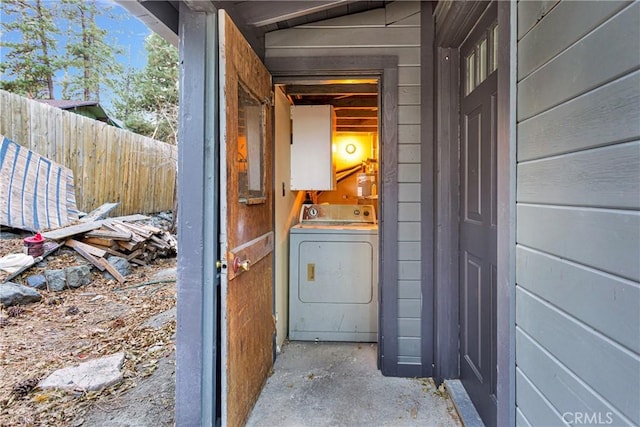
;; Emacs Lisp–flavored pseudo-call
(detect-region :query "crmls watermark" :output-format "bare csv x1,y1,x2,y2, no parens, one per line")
561,412,614,425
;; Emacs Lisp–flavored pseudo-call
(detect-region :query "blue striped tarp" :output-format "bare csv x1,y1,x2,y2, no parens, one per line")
0,135,79,231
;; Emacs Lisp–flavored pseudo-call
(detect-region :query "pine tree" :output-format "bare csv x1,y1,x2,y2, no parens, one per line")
114,33,179,144
0,0,61,98
60,0,123,101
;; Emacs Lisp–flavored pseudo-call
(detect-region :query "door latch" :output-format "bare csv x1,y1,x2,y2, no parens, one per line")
233,257,251,273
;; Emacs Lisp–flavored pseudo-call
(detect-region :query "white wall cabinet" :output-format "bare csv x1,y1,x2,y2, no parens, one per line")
290,105,336,191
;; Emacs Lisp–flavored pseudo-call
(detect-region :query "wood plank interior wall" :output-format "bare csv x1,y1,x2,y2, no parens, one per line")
515,2,640,425
0,90,177,217
265,1,423,367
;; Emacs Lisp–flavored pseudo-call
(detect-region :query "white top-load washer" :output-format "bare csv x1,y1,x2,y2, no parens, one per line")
289,204,378,342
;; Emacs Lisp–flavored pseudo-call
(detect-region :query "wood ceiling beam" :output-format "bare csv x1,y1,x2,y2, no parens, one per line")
285,84,378,96
335,109,378,118
337,119,378,126
292,97,378,107
336,126,379,133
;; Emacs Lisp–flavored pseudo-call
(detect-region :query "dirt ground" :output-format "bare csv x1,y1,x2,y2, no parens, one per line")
0,234,176,427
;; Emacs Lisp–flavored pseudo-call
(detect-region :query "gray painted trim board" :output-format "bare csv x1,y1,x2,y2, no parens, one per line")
420,0,435,378
496,3,517,426
445,379,486,427
175,6,218,426
434,46,460,383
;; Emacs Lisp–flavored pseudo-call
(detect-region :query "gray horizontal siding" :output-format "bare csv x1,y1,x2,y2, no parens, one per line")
398,124,420,144
515,368,565,426
398,242,420,260
517,288,640,424
398,163,421,183
517,0,559,40
266,27,419,49
517,204,640,282
517,141,640,209
516,328,634,426
517,2,640,121
398,202,420,221
517,246,640,354
398,280,421,299
516,1,640,425
518,1,630,79
515,407,533,427
265,46,420,65
266,1,423,368
518,71,640,161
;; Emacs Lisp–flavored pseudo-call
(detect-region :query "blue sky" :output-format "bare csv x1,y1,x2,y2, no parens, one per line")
0,0,153,111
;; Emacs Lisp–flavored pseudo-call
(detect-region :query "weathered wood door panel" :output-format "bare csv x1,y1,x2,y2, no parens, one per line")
458,3,498,426
219,10,274,427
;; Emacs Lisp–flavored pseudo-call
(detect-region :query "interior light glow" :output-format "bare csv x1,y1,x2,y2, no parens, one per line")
345,143,357,154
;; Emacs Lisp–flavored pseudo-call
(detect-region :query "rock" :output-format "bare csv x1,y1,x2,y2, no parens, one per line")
65,305,80,316
66,265,92,289
0,282,42,307
26,275,47,290
39,352,125,392
45,269,67,291
103,256,131,280
0,231,21,240
152,267,176,282
141,307,176,330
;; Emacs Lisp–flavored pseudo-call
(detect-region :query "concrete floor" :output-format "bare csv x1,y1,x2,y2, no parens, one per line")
246,342,462,427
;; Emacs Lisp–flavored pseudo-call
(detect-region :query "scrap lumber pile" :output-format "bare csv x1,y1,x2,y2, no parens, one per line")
41,215,177,283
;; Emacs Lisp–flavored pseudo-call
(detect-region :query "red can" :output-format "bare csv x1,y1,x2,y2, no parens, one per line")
23,232,45,257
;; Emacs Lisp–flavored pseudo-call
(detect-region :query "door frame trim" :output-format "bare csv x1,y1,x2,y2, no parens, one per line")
495,3,517,426
265,55,402,375
175,5,219,426
433,1,516,426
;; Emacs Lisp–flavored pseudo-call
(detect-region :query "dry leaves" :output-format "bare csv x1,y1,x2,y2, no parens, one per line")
0,235,176,426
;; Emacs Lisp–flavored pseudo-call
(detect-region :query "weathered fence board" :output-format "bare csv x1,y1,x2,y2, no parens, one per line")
0,90,177,217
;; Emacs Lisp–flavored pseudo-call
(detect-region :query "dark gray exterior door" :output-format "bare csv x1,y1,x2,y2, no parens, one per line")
458,4,498,426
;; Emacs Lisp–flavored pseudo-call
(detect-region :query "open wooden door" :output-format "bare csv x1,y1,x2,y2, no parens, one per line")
219,10,275,427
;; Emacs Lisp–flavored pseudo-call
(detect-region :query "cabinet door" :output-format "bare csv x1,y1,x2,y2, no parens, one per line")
290,105,336,190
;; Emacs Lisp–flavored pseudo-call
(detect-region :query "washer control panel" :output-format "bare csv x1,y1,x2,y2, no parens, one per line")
300,204,376,223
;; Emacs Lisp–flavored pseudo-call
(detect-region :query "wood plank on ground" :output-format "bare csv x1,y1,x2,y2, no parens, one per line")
42,221,102,240
70,244,106,271
81,236,116,248
79,202,120,222
65,238,107,257
106,214,150,223
84,228,132,240
105,247,130,259
97,257,125,283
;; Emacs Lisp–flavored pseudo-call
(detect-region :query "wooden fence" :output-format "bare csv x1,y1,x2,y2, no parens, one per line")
0,90,177,217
